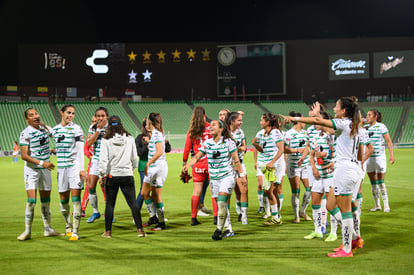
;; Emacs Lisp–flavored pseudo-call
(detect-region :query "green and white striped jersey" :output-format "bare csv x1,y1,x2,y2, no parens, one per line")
231,128,245,162
148,129,166,168
19,125,52,169
310,132,334,179
88,124,108,162
52,122,84,168
284,128,309,168
366,122,388,157
255,129,284,164
307,125,320,145
199,137,236,180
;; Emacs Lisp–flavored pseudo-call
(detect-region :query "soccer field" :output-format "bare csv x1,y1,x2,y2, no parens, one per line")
1,149,413,274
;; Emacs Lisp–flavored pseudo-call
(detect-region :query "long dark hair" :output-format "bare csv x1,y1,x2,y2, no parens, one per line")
227,111,242,129
289,111,303,125
104,124,131,139
95,106,109,117
24,107,49,133
60,104,75,113
148,112,164,133
215,119,234,142
339,97,360,137
263,112,281,131
369,109,383,123
141,117,149,137
189,106,205,140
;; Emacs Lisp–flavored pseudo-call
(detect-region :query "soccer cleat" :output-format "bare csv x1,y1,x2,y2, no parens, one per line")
143,216,158,227
256,207,265,214
299,212,312,221
293,217,300,224
200,206,212,214
191,218,201,226
87,212,101,223
304,231,323,240
151,222,166,231
352,236,364,251
211,229,222,241
69,233,79,241
384,207,390,213
325,233,338,242
65,225,73,236
197,209,209,217
328,249,353,258
222,230,235,238
262,212,271,219
44,227,64,237
369,206,381,212
137,230,147,238
238,213,242,222
333,244,344,252
264,217,282,226
17,231,31,241
81,210,86,217
101,231,111,238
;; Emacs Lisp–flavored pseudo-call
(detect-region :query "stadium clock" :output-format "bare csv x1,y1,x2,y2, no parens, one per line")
217,47,236,66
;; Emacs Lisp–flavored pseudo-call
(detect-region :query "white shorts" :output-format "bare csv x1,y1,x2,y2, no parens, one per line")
89,159,100,176
311,177,333,194
143,160,168,188
57,166,82,192
333,161,362,196
256,160,285,184
210,175,236,198
13,151,18,156
366,156,387,174
24,166,52,191
287,165,309,179
308,165,316,187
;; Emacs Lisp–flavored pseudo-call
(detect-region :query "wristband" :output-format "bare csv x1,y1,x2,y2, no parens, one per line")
38,160,44,168
238,172,246,178
295,117,300,122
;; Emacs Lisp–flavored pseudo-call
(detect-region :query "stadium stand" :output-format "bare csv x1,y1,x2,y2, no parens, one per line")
0,102,57,151
55,102,140,138
192,101,264,144
128,101,194,149
399,105,414,144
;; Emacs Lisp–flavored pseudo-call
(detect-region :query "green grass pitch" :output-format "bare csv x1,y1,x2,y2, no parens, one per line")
0,149,413,274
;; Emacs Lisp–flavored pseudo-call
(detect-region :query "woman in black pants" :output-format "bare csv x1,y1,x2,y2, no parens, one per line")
99,115,146,238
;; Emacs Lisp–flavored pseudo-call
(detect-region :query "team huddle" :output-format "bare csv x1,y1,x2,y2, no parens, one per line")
17,97,395,258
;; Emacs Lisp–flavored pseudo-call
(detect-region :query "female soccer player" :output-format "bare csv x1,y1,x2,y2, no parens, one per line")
13,141,19,163
99,115,146,238
86,107,109,223
365,109,395,212
141,113,168,231
135,117,150,212
280,97,365,258
52,104,85,241
284,111,312,223
18,107,61,240
228,111,249,224
183,119,246,240
304,111,335,240
252,113,285,225
183,107,214,226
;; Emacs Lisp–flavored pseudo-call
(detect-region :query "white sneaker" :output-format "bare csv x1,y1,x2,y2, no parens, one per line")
197,210,209,217
299,212,312,221
44,227,63,237
262,212,271,219
384,207,390,213
17,231,31,241
242,219,248,225
369,206,382,212
65,225,73,236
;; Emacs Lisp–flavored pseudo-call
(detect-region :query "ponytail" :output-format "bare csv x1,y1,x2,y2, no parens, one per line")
339,97,360,137
370,109,383,123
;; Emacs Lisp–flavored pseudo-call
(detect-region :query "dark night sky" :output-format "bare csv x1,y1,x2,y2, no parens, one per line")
1,0,414,83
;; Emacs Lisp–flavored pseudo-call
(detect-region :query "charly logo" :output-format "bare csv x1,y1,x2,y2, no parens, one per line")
85,49,109,74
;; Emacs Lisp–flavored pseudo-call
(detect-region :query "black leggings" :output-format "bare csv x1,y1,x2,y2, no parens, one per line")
104,176,143,232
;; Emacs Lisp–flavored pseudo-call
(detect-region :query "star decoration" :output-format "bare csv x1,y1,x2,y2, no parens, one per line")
157,50,166,63
186,49,196,60
128,51,137,63
172,49,181,59
142,51,152,62
128,69,137,83
201,48,211,61
142,69,152,82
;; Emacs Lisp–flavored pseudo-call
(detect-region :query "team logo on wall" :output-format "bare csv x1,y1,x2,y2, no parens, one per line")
85,49,109,74
373,50,414,78
44,52,66,70
380,56,404,74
